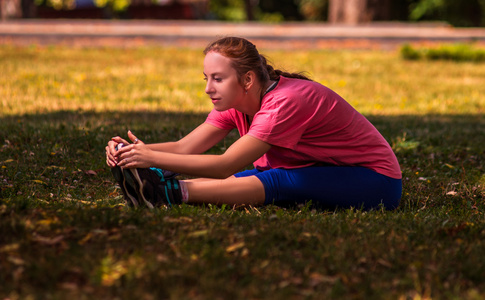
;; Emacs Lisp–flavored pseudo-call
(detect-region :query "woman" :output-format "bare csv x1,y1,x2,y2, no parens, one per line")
106,37,402,210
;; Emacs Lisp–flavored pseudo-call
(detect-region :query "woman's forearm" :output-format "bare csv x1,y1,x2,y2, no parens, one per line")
115,134,269,179
149,151,238,179
145,124,231,155
146,142,187,154
148,135,271,179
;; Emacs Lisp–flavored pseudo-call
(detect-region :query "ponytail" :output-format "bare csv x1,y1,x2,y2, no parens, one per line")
260,55,313,81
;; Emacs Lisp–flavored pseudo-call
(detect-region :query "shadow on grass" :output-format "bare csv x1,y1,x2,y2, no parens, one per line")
1,111,484,300
1,110,484,210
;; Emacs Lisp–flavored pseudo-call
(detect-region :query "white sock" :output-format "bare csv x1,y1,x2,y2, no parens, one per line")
179,180,189,203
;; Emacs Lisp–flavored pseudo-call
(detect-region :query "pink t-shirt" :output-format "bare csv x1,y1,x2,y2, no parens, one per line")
205,76,402,179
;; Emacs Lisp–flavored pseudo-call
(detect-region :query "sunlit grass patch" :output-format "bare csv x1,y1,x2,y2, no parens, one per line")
0,46,210,115
1,45,485,117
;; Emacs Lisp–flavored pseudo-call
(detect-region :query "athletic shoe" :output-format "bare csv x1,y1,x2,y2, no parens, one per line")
159,169,179,179
111,166,140,207
123,167,182,209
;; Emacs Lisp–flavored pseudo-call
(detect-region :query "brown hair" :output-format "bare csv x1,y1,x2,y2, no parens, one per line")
203,37,312,85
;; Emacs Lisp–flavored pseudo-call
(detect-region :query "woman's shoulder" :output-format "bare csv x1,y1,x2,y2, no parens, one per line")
277,76,331,93
267,77,334,104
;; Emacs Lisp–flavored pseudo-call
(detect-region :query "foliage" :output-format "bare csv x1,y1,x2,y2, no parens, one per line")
93,0,130,12
410,0,485,26
203,0,328,22
257,0,300,21
1,45,485,299
254,0,328,22
208,0,247,21
208,0,290,22
401,43,485,61
34,0,75,10
297,0,328,21
34,0,130,12
29,0,485,26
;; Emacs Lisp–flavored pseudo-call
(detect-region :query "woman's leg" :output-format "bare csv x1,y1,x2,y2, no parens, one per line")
182,175,265,206
253,166,402,210
154,166,401,210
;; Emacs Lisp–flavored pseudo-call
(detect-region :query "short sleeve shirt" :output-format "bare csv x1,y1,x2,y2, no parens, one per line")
205,76,402,179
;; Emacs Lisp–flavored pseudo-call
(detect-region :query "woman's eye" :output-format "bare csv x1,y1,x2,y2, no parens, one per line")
214,78,222,82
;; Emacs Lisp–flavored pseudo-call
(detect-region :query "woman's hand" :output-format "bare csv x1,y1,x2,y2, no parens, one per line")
105,135,130,168
115,131,154,169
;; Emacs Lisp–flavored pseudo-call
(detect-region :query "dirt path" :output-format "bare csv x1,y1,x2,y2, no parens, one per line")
1,20,485,49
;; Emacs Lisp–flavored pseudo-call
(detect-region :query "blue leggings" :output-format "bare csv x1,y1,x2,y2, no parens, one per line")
234,166,402,211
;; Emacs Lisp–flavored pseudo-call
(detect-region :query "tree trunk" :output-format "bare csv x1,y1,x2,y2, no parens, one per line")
244,0,255,21
21,0,36,18
1,0,23,19
328,0,391,24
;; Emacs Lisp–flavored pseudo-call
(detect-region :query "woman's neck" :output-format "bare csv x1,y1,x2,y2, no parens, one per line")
240,79,277,117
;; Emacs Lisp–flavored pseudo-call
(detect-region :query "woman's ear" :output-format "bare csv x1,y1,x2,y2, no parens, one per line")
244,71,256,91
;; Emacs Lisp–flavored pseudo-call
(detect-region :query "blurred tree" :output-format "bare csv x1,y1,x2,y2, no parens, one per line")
328,0,391,24
243,0,255,20
21,0,37,17
34,0,75,10
1,0,23,19
389,0,414,21
297,0,328,21
33,0,126,13
94,0,129,13
10,0,485,26
209,0,245,20
209,0,285,21
259,0,303,21
410,0,485,26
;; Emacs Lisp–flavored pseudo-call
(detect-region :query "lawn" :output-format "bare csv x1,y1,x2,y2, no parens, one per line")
0,44,484,299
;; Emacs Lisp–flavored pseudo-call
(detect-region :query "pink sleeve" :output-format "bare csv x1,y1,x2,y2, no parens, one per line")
249,95,312,149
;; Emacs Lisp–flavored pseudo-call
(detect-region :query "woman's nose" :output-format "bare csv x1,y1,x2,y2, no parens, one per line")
205,80,214,94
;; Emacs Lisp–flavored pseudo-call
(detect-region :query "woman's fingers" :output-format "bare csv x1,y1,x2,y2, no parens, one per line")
108,138,124,156
116,154,137,169
107,132,147,169
128,130,144,145
116,143,152,169
107,137,128,167
105,145,118,167
111,136,129,145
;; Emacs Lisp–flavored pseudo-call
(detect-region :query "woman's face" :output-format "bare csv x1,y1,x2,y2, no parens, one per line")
203,51,245,112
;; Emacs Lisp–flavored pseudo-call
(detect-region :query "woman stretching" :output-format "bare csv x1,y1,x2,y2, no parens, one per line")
105,37,402,210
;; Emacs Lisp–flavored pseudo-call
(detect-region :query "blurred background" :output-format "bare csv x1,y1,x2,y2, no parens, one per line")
1,0,484,27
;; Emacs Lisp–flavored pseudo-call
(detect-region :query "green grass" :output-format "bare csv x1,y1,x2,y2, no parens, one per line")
401,43,485,62
1,45,484,299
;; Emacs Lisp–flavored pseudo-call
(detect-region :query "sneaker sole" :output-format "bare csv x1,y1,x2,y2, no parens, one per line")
123,168,155,209
111,166,139,207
